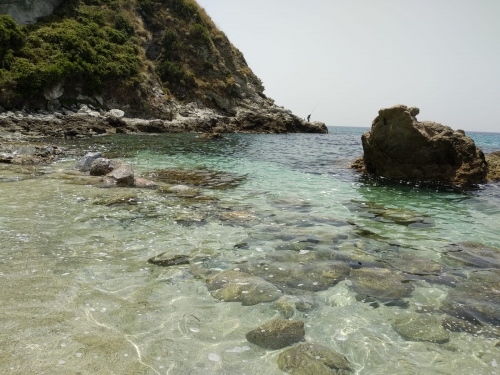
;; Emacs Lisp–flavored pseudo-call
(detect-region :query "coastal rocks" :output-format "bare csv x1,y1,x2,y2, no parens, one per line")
0,142,63,164
245,319,305,349
105,164,134,187
277,343,352,375
75,152,103,172
349,267,413,303
89,158,121,176
393,315,450,344
352,105,488,186
206,270,281,306
233,107,328,134
486,151,500,181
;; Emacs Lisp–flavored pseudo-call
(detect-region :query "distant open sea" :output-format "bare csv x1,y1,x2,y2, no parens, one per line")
0,126,499,374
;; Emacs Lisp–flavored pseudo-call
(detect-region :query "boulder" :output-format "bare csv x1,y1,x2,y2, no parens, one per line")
352,105,488,186
245,319,305,349
277,342,352,375
233,107,327,134
105,164,135,186
90,158,122,176
486,151,500,181
75,152,103,172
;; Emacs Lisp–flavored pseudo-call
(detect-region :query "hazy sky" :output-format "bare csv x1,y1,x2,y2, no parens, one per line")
197,0,500,132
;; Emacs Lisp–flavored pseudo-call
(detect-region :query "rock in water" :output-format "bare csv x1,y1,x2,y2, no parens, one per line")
352,104,487,186
486,151,500,181
394,314,450,344
75,152,102,172
105,164,134,186
89,158,122,176
277,342,352,375
245,319,305,349
206,270,281,306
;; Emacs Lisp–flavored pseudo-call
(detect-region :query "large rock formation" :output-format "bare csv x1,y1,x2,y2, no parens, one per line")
352,105,487,186
0,1,327,134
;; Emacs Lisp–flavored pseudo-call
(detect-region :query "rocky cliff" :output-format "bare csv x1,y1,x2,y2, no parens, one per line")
0,0,63,25
0,0,326,134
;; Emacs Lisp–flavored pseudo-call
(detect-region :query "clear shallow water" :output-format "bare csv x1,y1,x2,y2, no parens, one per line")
0,127,499,374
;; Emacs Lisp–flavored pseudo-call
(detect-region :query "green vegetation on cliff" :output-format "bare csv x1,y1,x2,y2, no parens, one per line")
0,0,262,113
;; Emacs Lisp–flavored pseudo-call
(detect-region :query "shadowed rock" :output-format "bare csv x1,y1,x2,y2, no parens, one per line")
246,319,305,349
105,164,134,186
277,342,352,375
352,105,487,186
90,158,121,176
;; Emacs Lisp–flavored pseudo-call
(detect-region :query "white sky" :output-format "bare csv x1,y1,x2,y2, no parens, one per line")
197,0,500,132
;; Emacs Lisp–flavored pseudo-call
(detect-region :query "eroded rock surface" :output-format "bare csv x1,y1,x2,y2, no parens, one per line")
352,105,487,186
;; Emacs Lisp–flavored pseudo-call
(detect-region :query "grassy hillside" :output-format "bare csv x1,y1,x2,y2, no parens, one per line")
0,0,264,115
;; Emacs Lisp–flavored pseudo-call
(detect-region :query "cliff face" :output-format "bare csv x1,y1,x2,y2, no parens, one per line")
0,0,259,113
0,0,63,25
0,0,326,134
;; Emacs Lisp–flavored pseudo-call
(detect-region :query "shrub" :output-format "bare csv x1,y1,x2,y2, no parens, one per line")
0,15,24,68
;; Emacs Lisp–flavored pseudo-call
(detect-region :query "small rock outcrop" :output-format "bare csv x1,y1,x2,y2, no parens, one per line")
352,105,488,186
245,319,305,349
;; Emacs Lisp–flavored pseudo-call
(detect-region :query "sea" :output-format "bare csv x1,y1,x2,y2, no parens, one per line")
0,126,499,374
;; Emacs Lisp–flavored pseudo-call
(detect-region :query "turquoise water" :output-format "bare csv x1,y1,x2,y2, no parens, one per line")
0,126,499,374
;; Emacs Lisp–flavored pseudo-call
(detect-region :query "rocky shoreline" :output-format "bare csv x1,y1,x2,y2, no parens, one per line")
0,101,327,140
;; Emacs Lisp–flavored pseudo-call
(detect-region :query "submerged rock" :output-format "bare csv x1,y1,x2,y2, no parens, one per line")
443,242,500,269
148,253,190,267
385,254,442,275
352,105,487,186
347,200,435,228
148,168,246,189
440,270,500,325
277,342,352,375
349,267,413,302
245,319,305,349
394,314,450,344
206,270,281,306
241,260,350,292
